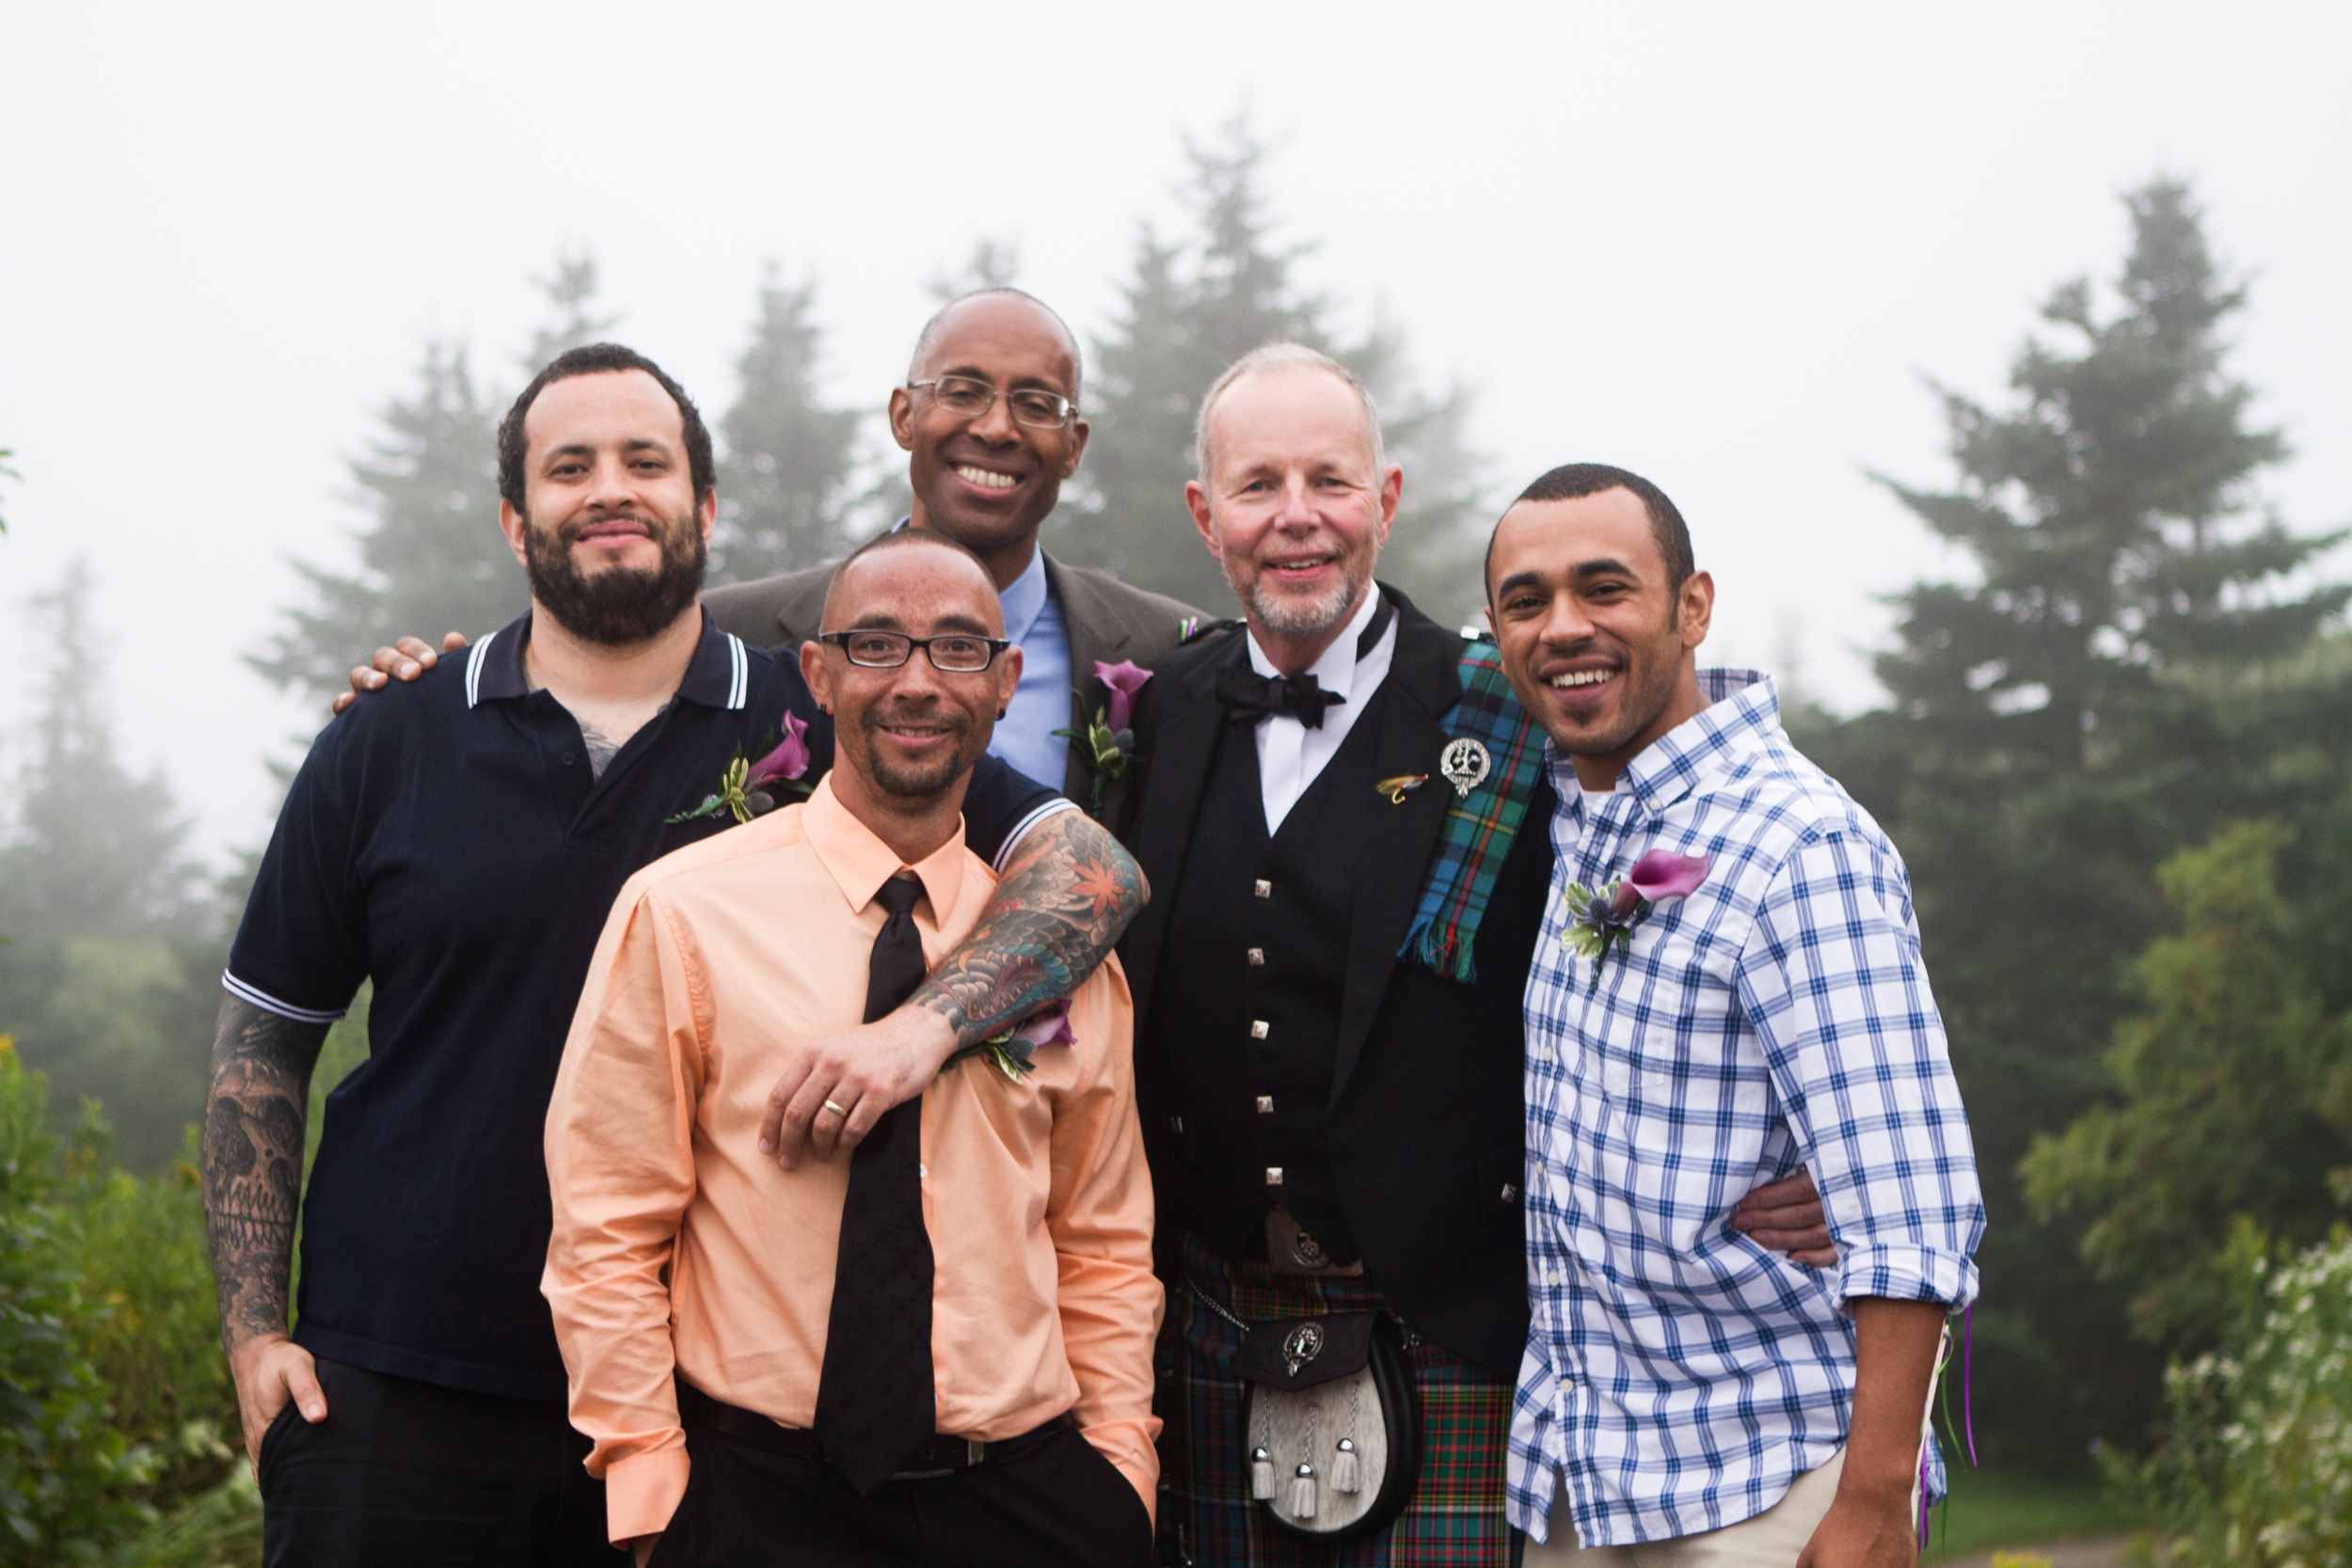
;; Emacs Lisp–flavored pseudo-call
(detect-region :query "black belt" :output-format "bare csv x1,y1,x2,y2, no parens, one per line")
675,1381,1072,1479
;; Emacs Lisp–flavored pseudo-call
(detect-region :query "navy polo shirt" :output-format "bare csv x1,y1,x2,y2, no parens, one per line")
226,608,1065,1401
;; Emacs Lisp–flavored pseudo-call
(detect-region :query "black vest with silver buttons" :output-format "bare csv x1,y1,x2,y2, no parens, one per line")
1149,680,1392,1264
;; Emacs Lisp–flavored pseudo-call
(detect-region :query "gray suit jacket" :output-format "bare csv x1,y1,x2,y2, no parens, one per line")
704,547,1209,802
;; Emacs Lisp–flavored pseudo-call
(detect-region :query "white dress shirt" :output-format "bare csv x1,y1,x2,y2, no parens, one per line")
1245,589,1397,833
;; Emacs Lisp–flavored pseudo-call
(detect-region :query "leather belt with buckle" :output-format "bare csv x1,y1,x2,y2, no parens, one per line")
675,1381,1071,1479
1266,1206,1365,1277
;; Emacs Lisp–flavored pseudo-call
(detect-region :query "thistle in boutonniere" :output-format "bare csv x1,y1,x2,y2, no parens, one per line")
947,1000,1074,1085
1563,848,1710,992
1053,659,1152,816
666,713,814,826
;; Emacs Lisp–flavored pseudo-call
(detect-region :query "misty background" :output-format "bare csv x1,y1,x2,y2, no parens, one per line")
5,2,2352,1560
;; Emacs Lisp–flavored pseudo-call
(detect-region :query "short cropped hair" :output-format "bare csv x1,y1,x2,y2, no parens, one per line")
905,288,1083,404
1194,343,1385,490
1497,463,1695,596
496,343,716,513
820,528,1002,632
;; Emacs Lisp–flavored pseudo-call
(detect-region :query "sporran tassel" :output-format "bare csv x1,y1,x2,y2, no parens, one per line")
1289,1462,1317,1519
1250,1446,1276,1500
1331,1436,1360,1494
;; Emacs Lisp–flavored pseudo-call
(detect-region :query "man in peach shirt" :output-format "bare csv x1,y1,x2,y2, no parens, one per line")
544,529,1160,1566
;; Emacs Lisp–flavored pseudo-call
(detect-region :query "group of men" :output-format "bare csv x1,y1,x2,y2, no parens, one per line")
203,285,1983,1568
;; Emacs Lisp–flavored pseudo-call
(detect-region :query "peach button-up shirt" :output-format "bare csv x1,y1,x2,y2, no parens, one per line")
542,776,1160,1544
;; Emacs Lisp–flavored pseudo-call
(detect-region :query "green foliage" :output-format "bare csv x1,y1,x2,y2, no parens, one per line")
0,563,221,1173
710,268,864,583
2023,823,2352,1347
0,1038,242,1564
1062,112,1488,626
2121,1225,2352,1566
1800,176,2352,1467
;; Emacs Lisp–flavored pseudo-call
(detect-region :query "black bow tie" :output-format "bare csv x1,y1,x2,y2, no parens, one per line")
1215,666,1346,730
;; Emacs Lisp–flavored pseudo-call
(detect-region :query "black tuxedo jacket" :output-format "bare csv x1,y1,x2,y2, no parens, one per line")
705,545,1204,801
1118,588,1538,1377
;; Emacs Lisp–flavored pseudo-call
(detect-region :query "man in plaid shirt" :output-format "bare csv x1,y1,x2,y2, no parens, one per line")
1486,465,1984,1566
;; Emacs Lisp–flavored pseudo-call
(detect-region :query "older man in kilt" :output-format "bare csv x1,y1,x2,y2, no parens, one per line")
1114,346,1828,1566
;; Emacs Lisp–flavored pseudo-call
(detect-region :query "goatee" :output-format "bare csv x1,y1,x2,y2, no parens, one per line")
524,512,707,645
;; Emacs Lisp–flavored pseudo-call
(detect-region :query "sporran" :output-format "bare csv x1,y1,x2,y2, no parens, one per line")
1199,1288,1423,1542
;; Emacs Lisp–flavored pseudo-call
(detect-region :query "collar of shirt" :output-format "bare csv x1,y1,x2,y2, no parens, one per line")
800,772,967,924
464,606,752,713
995,543,1051,646
1544,667,1776,824
1244,587,1397,832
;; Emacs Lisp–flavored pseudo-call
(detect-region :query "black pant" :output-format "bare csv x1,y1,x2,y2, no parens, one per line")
649,1407,1154,1567
260,1355,624,1567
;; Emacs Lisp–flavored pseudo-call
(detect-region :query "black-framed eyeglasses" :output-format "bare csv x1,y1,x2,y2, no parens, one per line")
908,375,1077,429
817,629,1013,673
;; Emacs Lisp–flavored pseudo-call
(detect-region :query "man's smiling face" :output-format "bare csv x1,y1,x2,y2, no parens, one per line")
1486,487,1713,771
1186,366,1399,638
504,368,712,644
888,293,1089,572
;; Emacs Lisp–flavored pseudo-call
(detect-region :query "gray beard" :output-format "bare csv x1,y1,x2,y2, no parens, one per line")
1233,559,1375,637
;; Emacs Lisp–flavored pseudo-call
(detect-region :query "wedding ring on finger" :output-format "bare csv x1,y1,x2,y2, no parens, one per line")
820,1099,850,1120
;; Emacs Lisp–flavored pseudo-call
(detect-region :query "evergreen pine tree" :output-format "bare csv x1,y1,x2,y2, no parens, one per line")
523,248,621,368
1065,116,1486,623
253,255,621,705
0,561,215,1167
1804,178,2352,1466
709,268,862,584
1874,179,2344,768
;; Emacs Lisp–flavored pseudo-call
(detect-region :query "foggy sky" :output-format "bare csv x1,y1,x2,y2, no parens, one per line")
4,0,2348,867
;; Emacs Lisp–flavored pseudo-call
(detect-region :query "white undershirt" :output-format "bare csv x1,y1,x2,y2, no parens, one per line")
1246,590,1397,834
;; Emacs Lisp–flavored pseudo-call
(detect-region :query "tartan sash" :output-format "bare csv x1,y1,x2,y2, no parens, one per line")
1395,643,1546,984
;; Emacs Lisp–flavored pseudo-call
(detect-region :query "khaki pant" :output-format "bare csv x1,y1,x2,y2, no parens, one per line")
1519,1451,1845,1568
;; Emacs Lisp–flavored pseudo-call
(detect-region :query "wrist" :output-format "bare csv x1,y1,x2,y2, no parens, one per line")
907,998,971,1054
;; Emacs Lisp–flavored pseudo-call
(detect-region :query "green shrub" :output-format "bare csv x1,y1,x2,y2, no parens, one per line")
2125,1222,2352,1565
0,1038,246,1564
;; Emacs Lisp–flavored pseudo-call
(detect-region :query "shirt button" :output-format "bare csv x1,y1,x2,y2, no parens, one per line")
1167,1115,1184,1134
562,751,577,767
1256,1096,1274,1114
1253,879,1273,898
1264,1166,1284,1186
1502,1183,1519,1202
1249,1020,1269,1039
1247,947,1265,966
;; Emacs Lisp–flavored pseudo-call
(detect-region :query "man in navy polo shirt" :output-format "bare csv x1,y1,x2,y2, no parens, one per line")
203,342,1145,1566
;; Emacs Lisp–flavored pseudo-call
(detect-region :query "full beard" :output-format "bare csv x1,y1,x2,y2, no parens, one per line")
1227,542,1378,637
523,511,707,646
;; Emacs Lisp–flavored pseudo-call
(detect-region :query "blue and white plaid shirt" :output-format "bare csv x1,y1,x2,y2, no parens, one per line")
1508,670,1983,1546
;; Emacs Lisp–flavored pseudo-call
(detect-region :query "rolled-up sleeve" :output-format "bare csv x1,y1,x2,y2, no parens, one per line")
543,881,706,1544
1737,831,1984,1310
1043,955,1165,1517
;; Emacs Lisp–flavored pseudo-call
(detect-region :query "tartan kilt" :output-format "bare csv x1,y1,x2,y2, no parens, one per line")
1157,1233,1520,1567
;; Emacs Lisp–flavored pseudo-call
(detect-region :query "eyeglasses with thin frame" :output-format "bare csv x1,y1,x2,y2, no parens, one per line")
817,629,1013,673
908,375,1077,429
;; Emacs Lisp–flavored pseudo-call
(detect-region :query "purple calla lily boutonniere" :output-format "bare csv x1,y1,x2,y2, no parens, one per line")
947,999,1074,1085
666,713,814,826
1053,659,1152,816
1562,847,1710,992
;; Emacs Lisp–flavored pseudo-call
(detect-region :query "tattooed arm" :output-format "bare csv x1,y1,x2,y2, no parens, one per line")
202,993,334,1463
757,808,1148,1167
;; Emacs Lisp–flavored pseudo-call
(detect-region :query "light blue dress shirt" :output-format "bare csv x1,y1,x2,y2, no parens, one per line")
989,545,1073,791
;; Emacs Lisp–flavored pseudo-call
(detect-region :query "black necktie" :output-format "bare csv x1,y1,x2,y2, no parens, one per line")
1215,666,1346,730
813,874,935,1495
